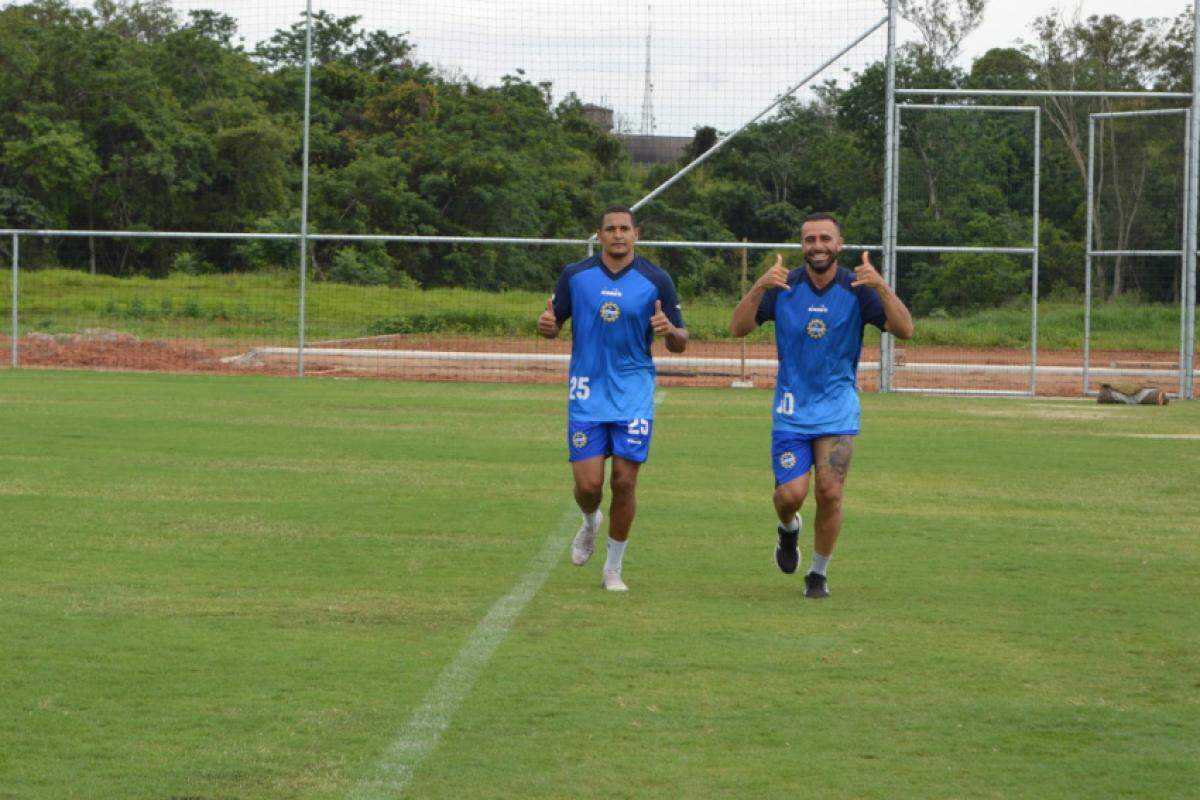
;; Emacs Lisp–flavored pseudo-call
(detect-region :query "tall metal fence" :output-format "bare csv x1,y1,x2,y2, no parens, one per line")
2,0,1197,397
886,84,1199,399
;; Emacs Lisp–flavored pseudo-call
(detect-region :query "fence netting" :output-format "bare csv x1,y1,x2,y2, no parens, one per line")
1087,112,1190,396
3,0,891,387
892,106,1039,394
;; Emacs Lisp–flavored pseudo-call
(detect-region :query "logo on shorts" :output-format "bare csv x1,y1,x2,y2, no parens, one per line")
779,451,797,470
600,302,621,322
572,431,588,448
806,318,827,339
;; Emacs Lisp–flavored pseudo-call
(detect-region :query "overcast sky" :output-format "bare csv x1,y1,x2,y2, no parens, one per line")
958,0,1189,65
182,0,1192,135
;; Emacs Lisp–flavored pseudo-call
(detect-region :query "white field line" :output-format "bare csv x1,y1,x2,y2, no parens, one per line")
1106,433,1200,440
348,509,578,799
349,388,671,797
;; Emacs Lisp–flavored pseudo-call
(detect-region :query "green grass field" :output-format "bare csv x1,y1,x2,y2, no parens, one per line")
3,268,1189,350
2,370,1198,799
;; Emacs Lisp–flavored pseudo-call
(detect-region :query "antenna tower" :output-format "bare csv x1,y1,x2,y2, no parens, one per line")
640,5,655,134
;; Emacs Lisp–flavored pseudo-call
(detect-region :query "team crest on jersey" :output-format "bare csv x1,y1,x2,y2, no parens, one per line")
600,302,621,322
779,451,797,470
806,318,827,339
572,431,588,449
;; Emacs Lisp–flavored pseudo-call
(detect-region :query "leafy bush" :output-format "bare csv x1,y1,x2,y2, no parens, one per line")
911,252,1029,315
329,248,393,286
173,252,217,275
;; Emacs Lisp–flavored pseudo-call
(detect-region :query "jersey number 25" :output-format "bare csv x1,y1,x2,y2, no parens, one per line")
569,376,590,400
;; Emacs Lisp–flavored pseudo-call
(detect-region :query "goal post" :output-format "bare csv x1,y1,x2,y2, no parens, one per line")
889,103,1041,396
1086,108,1192,397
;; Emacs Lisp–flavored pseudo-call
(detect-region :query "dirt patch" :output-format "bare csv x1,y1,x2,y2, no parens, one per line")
2,330,1192,398
5,330,294,377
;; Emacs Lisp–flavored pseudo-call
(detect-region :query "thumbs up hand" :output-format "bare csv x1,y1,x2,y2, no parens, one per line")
752,254,790,292
650,298,675,337
537,295,561,338
851,251,885,290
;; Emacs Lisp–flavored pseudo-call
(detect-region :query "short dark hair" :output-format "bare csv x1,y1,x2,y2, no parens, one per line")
802,212,841,232
598,205,637,229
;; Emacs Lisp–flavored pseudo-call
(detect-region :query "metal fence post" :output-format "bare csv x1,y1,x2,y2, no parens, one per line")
1084,118,1095,396
1030,108,1041,396
740,241,748,384
297,0,314,378
880,0,898,393
1181,110,1192,395
1187,3,1200,399
10,233,17,368
891,105,904,391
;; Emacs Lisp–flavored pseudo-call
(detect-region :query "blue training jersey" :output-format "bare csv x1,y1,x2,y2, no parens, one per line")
756,265,887,435
551,254,685,422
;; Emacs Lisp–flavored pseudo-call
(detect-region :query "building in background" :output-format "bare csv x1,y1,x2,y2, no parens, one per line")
582,104,691,164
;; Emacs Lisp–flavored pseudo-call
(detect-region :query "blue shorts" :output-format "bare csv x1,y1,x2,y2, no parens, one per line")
568,418,654,463
771,430,856,486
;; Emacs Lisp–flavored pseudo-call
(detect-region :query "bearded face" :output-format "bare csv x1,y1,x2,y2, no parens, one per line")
801,220,842,274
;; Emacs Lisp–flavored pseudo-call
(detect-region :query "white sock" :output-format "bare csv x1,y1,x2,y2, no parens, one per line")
810,552,831,576
604,537,627,574
782,514,800,532
583,509,601,531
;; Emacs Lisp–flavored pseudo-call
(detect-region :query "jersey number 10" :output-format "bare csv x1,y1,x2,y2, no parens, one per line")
775,392,795,416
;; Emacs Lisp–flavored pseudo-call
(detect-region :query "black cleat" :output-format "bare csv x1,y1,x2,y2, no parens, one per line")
775,525,800,574
804,571,829,599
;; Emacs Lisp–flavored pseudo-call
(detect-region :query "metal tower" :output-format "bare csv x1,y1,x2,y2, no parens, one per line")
640,5,655,135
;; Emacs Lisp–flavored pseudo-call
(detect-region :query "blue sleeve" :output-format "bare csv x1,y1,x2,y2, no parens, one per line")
755,268,802,325
641,262,686,328
755,289,778,325
655,274,685,329
551,268,573,322
858,285,887,331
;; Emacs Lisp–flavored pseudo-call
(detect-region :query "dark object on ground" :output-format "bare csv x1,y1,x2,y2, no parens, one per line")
1098,382,1169,405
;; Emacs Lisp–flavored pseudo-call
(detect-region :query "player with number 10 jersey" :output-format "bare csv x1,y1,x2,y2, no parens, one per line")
730,212,913,601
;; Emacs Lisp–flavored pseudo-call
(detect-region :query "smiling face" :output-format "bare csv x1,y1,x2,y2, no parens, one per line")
800,218,843,274
597,211,638,265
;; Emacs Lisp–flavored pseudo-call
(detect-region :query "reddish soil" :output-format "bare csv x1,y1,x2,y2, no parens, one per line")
2,330,1191,397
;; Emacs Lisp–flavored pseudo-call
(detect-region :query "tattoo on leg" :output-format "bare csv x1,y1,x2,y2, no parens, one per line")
818,436,854,480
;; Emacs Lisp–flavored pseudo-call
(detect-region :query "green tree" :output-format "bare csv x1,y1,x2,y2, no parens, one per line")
898,0,987,66
1025,11,1182,299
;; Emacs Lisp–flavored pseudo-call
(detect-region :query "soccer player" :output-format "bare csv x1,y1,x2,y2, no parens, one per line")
537,205,688,591
729,212,913,599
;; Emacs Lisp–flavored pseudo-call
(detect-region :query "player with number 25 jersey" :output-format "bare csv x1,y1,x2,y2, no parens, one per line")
536,205,687,592
553,253,683,428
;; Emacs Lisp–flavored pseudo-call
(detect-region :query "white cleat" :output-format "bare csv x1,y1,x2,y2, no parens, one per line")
571,511,602,566
601,571,628,592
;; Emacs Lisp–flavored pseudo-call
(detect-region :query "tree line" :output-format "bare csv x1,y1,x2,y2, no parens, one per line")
0,0,1194,313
